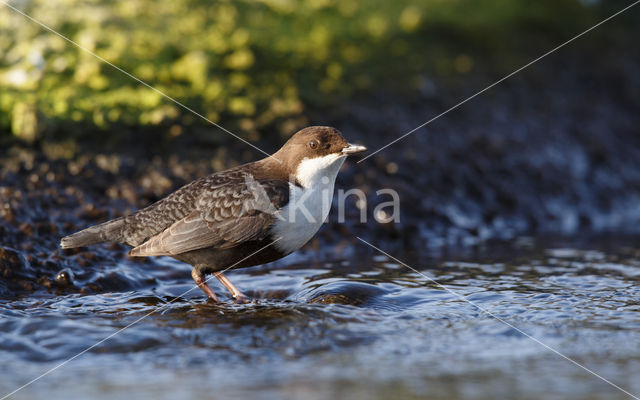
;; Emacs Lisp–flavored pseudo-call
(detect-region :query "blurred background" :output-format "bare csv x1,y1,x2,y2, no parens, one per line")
2,0,635,141
1,1,640,399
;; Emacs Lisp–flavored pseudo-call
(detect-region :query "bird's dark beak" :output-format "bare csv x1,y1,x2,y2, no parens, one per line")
342,143,367,155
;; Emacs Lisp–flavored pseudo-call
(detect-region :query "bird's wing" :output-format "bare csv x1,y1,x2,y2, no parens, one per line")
129,178,289,256
121,168,248,247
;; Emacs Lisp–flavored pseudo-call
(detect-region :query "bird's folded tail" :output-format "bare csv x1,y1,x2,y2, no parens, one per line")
60,217,126,249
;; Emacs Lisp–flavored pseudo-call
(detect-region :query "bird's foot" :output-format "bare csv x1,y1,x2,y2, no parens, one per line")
192,268,218,302
214,272,251,304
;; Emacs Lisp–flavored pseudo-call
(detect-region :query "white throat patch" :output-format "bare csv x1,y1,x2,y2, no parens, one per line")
295,153,346,189
271,153,346,254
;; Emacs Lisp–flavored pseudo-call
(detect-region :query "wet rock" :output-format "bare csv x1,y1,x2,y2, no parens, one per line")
19,222,34,237
37,276,53,288
308,282,387,306
0,247,23,277
54,269,73,287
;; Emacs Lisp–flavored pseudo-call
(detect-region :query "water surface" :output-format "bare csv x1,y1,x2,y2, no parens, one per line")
1,237,639,400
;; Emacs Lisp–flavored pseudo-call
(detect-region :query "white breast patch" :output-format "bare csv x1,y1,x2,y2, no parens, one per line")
271,153,346,254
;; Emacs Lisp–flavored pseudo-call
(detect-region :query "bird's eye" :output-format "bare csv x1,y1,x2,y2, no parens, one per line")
308,140,319,149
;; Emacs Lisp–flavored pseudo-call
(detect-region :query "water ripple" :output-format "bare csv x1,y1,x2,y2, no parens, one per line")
2,239,640,399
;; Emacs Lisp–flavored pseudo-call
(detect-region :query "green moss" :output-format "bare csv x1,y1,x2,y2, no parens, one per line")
0,0,609,142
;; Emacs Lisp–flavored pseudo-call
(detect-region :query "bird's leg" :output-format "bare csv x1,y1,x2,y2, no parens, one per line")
191,268,218,302
214,272,249,303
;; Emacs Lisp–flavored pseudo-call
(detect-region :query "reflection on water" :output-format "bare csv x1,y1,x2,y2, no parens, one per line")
1,237,640,400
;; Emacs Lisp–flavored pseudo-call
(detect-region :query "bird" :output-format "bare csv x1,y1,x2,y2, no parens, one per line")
60,126,366,302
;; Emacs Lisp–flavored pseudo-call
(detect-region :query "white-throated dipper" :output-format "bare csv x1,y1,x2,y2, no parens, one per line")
60,126,366,302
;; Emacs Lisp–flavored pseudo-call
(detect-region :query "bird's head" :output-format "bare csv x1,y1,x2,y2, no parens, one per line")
273,126,366,187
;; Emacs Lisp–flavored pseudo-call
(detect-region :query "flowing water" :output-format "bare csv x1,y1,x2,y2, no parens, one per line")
1,236,639,400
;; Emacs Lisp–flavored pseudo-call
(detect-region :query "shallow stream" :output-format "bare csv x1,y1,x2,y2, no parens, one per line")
1,237,639,400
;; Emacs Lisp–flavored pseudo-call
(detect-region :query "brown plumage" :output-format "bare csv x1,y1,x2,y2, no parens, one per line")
60,126,366,302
